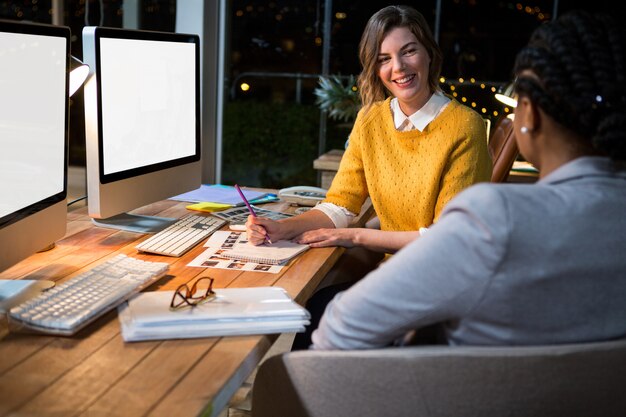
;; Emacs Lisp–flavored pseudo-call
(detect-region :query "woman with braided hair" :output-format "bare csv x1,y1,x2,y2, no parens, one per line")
312,10,626,350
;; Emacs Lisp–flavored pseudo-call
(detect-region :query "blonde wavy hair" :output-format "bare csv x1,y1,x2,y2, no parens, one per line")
357,5,443,112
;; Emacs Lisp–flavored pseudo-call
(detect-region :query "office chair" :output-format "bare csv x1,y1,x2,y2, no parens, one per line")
488,116,519,183
252,338,626,417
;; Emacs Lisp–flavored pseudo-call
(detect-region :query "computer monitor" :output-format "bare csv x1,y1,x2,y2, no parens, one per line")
82,27,201,233
0,20,69,273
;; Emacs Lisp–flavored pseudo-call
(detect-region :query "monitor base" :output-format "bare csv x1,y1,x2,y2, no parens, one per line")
91,213,177,234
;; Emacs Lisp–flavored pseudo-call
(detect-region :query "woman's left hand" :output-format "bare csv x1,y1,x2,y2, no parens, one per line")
295,228,360,248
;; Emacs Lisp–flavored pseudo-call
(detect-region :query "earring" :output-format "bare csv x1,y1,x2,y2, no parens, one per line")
520,126,530,134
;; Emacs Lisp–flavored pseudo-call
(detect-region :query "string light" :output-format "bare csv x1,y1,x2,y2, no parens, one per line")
439,76,510,123
515,2,550,21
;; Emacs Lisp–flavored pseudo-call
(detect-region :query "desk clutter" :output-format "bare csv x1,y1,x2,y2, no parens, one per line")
161,183,305,271
118,286,310,342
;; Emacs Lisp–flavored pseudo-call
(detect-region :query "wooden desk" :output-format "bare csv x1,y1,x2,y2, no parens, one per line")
507,170,539,183
0,198,373,417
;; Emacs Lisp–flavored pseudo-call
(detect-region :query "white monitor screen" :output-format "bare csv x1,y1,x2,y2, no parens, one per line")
96,33,199,183
0,28,67,223
94,28,200,184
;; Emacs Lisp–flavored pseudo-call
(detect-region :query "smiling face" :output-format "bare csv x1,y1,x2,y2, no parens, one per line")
378,26,432,115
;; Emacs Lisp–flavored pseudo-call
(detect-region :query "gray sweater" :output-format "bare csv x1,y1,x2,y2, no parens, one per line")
312,157,626,350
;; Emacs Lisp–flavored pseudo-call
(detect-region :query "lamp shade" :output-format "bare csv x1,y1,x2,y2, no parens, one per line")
69,55,89,96
495,82,517,108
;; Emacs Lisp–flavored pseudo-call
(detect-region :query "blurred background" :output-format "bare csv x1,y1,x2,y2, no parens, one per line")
1,0,616,188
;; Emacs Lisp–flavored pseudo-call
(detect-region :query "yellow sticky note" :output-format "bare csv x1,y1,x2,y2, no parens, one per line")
186,202,233,212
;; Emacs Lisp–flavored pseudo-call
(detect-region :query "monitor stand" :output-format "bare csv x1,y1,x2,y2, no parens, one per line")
91,213,177,234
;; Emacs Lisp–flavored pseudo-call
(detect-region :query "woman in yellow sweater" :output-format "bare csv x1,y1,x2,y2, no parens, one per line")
247,5,491,254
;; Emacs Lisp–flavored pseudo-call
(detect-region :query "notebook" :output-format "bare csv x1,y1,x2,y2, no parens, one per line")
220,240,310,265
118,287,310,342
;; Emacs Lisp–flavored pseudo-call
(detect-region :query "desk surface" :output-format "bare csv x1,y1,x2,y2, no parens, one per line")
0,198,373,417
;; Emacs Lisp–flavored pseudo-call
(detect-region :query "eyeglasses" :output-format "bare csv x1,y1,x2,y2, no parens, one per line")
170,276,216,311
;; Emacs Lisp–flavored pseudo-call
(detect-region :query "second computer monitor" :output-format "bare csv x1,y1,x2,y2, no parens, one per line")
82,26,201,233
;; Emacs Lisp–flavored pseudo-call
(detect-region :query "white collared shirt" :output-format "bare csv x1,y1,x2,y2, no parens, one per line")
391,91,450,132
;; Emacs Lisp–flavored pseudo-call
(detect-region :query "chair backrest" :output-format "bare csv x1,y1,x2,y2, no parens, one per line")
252,338,626,417
489,116,519,182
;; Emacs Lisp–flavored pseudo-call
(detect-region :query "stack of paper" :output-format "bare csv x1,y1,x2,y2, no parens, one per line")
169,184,275,205
118,287,310,342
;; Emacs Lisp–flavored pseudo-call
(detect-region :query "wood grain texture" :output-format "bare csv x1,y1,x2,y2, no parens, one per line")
0,197,373,417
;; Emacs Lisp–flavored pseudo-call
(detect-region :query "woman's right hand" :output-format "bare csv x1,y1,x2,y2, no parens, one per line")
245,208,337,246
245,215,281,245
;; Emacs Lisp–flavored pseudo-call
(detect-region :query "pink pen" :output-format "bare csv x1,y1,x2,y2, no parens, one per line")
234,184,272,244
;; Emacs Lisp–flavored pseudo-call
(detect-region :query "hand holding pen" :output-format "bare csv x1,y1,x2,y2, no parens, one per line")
235,184,273,245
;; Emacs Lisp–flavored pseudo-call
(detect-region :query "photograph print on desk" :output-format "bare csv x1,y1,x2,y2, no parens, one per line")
188,231,308,273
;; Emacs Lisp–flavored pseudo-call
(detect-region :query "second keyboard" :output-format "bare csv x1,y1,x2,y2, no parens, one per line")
135,214,227,257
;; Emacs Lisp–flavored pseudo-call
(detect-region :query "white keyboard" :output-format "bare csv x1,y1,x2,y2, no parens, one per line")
8,254,169,336
135,214,227,257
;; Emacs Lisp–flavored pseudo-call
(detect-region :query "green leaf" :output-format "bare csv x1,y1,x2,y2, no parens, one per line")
314,75,361,123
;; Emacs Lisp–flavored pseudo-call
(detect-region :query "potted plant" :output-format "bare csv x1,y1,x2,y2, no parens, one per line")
314,75,361,142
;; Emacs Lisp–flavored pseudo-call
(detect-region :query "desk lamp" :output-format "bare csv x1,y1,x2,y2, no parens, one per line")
69,55,89,96
495,82,518,108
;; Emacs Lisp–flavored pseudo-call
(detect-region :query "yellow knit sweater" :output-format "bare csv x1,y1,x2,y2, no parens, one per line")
325,97,492,232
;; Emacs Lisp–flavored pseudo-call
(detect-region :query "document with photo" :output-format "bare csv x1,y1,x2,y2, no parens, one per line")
188,231,285,273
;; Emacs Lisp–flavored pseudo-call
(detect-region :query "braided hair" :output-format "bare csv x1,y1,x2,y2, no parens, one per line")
513,11,626,161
